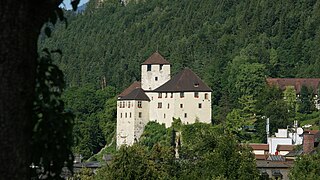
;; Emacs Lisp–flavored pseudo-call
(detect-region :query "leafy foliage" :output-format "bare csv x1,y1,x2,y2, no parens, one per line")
289,151,320,180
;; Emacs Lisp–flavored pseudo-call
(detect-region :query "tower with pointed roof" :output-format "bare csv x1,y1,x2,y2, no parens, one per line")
141,52,171,91
117,52,212,148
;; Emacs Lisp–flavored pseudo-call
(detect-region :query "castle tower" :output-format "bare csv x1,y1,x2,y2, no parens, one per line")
117,86,150,148
141,52,171,91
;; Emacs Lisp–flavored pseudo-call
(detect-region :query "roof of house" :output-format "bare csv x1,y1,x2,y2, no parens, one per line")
118,81,141,98
141,52,170,65
249,143,269,151
255,154,268,160
304,130,320,141
267,155,286,162
120,88,150,101
256,160,293,168
276,145,295,151
266,78,320,94
154,68,212,92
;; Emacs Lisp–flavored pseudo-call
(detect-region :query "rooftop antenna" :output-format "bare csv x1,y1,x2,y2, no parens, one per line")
266,117,270,142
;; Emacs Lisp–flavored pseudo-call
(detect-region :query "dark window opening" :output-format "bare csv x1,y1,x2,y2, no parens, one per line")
139,112,142,118
180,92,184,98
198,103,202,108
158,93,162,98
138,101,142,108
147,64,152,71
155,77,158,81
180,104,183,108
184,113,187,118
158,102,162,108
194,92,199,98
160,64,163,70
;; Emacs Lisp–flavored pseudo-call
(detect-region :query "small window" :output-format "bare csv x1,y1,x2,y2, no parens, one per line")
138,101,142,108
165,93,168,98
128,102,130,108
164,114,166,118
158,93,162,98
184,113,187,118
167,103,170,109
194,83,199,87
155,77,158,81
158,102,162,108
171,93,173,98
125,113,127,118
180,92,184,98
147,64,152,71
180,104,183,108
204,93,208,99
198,103,202,108
160,64,163,70
120,113,122,118
194,92,199,98
130,112,132,118
139,112,142,118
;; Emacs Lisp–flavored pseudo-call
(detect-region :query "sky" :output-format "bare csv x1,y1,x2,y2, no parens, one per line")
61,0,90,10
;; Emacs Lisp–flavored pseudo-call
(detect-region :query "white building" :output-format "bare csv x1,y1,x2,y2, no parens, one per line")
267,128,303,154
116,52,212,147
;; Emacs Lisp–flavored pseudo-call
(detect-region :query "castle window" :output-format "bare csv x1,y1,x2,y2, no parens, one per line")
160,64,163,70
165,93,168,98
125,113,127,118
139,112,142,118
164,114,166,118
184,113,187,118
167,103,170,109
198,103,202,108
204,93,208,99
120,113,122,118
155,77,158,81
158,102,162,108
158,93,162,98
128,102,130,108
130,112,132,118
147,64,152,71
180,104,183,108
138,101,142,108
194,83,199,87
180,92,184,98
194,92,199,98
171,92,173,98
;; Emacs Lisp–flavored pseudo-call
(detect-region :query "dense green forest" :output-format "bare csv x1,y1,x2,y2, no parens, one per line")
40,0,320,161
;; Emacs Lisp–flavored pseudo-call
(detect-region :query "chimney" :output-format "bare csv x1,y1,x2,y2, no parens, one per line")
303,133,315,154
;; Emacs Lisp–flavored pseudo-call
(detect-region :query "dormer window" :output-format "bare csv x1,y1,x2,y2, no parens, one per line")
194,83,199,87
147,64,151,71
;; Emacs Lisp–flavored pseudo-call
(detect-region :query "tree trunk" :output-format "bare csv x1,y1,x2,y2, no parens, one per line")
0,0,56,179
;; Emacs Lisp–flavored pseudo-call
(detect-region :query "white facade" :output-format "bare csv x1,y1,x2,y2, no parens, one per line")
146,91,211,127
116,52,212,148
116,100,149,147
141,64,170,90
267,128,303,154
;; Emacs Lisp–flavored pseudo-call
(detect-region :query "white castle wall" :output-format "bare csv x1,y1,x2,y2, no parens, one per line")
141,64,170,91
116,100,149,148
147,91,212,127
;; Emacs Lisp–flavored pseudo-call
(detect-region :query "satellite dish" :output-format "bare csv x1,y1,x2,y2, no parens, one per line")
297,128,303,135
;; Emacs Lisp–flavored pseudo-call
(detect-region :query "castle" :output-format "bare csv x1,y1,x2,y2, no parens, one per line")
116,52,212,147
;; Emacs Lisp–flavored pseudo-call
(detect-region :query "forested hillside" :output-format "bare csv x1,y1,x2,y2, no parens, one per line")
40,0,320,158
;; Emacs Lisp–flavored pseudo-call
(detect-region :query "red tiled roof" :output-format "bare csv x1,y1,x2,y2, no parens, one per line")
141,52,170,65
249,144,269,151
118,81,141,98
154,68,212,92
266,78,320,94
276,145,295,151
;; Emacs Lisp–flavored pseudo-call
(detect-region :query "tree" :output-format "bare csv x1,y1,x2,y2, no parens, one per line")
283,86,297,113
289,151,320,179
0,0,79,179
